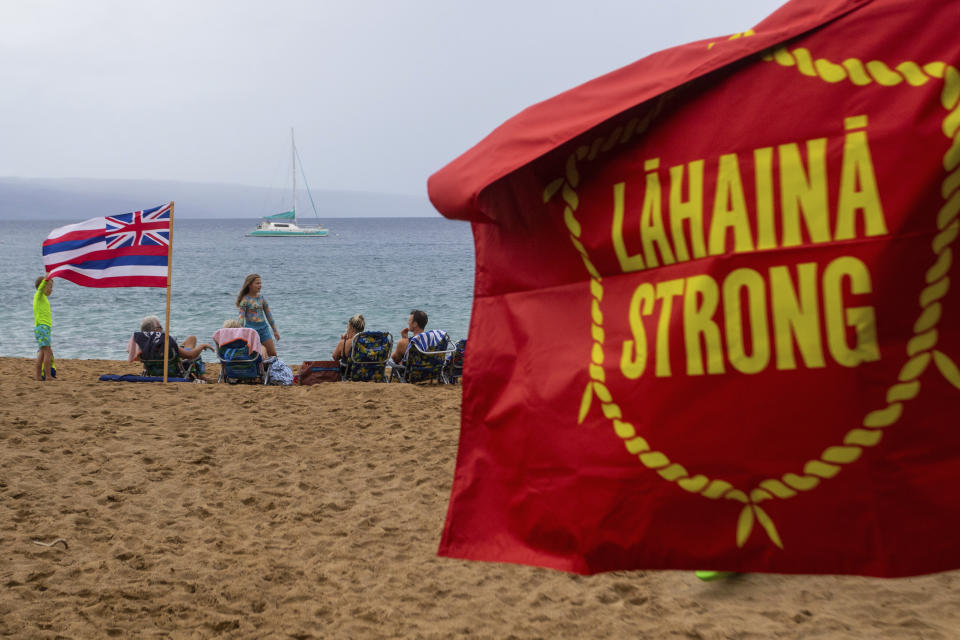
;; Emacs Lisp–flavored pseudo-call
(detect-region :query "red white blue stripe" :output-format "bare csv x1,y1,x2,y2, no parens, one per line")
42,203,172,288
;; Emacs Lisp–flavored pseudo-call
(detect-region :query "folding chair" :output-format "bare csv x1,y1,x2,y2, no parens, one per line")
212,328,271,384
445,338,467,384
134,331,202,380
390,330,456,383
342,331,394,382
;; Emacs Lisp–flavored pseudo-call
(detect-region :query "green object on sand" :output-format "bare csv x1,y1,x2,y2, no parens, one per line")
695,570,736,582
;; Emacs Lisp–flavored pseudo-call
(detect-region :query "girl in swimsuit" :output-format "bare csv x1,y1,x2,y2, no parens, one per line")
236,273,280,358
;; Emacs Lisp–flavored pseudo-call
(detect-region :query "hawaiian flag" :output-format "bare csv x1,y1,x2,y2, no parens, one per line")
429,0,960,577
42,203,172,288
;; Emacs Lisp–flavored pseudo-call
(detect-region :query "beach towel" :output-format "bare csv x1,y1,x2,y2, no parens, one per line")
407,330,449,360
212,327,266,357
130,332,179,361
99,374,192,383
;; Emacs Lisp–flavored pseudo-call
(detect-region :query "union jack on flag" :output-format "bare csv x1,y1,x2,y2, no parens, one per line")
105,208,171,250
42,203,173,288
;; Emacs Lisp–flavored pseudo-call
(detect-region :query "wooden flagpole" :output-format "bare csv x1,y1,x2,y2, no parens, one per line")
162,201,175,383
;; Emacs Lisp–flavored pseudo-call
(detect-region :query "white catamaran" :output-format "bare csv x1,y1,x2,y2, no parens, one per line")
248,129,329,237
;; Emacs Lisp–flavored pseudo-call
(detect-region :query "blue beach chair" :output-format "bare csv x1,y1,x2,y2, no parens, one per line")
342,331,393,382
445,338,467,384
213,329,271,384
390,330,456,384
134,331,203,380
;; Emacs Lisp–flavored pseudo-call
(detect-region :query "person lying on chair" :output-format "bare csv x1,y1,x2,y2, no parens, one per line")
127,315,214,363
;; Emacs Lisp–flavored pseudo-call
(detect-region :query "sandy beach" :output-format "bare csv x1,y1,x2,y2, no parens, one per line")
1,356,958,639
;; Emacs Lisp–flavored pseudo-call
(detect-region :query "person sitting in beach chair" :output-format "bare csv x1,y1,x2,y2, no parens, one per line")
212,324,271,384
389,309,427,364
390,331,456,383
341,330,394,382
128,316,212,379
388,310,455,383
331,314,366,362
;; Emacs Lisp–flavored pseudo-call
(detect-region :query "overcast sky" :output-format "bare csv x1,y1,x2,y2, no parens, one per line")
1,1,785,197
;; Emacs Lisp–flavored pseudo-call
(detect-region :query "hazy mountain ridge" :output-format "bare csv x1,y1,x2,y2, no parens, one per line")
0,177,437,219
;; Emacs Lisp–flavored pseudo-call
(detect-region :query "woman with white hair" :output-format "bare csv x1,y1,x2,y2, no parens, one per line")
129,315,213,363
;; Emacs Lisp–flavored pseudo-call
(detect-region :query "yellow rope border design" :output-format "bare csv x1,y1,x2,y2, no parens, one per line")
544,46,960,549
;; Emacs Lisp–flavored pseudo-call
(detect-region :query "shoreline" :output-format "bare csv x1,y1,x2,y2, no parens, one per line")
1,357,957,638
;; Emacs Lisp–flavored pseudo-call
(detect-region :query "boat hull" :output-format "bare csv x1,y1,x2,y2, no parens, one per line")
247,229,328,237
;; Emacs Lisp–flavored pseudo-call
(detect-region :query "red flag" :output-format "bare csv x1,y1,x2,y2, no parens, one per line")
429,0,960,576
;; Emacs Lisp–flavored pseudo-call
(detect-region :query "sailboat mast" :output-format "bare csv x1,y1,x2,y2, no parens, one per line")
291,127,296,219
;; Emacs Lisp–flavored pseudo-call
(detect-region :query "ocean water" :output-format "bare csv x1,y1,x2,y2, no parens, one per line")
0,217,475,366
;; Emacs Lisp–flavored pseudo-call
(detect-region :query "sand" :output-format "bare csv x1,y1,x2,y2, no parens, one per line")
1,357,958,639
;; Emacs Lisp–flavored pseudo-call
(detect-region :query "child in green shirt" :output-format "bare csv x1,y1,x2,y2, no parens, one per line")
33,276,55,381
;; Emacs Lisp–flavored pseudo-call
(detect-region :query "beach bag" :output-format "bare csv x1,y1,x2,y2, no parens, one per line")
267,358,294,386
298,360,340,385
